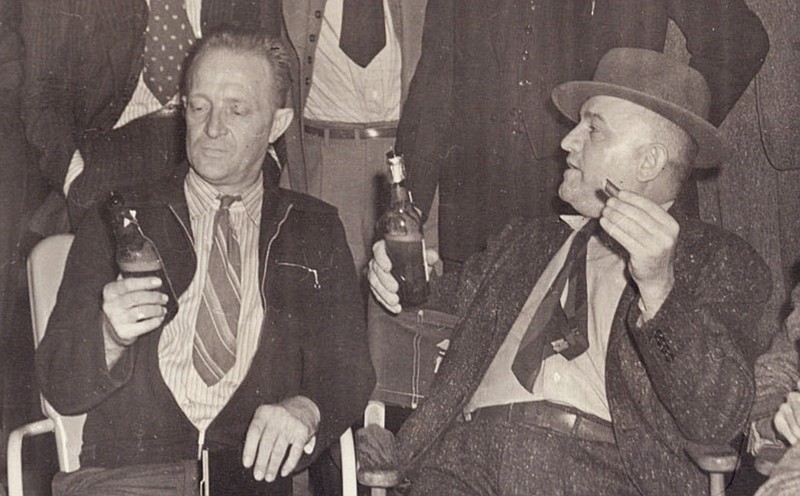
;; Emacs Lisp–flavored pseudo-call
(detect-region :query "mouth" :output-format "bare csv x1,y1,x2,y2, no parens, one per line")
199,146,228,157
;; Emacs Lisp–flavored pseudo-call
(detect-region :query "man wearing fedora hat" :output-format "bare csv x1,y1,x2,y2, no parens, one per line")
365,47,772,495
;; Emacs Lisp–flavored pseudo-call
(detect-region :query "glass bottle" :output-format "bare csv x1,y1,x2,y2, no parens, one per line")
377,150,429,307
106,191,178,319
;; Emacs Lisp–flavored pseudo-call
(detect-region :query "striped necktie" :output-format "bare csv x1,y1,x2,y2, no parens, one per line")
193,195,242,386
143,0,196,105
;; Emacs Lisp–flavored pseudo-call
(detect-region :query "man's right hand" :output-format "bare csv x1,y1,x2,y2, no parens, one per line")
368,240,439,314
774,388,800,446
102,276,168,345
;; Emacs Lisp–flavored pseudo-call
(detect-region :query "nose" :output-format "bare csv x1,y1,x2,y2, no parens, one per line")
561,125,582,154
204,107,226,138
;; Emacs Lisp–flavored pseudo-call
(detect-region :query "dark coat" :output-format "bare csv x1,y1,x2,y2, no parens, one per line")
396,213,772,494
395,0,770,265
35,164,375,471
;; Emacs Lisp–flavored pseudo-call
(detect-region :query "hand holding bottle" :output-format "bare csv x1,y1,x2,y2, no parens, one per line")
368,240,440,314
102,276,169,345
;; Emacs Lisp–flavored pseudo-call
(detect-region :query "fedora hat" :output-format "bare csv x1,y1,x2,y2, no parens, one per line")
551,48,728,167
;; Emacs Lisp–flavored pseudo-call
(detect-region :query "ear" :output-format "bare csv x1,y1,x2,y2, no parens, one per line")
636,143,669,183
268,107,294,143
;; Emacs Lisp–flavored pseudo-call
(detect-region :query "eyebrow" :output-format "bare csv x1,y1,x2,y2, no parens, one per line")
581,110,607,127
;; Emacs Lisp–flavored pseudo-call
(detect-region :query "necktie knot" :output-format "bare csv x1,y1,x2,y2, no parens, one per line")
218,195,241,211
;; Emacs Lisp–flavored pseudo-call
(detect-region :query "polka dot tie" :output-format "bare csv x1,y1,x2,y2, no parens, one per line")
143,0,196,105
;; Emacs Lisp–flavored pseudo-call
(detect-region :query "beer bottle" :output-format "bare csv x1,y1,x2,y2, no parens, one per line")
107,191,178,320
377,150,429,306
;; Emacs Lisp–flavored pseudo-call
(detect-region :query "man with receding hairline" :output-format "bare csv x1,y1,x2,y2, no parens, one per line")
366,48,772,495
36,27,374,496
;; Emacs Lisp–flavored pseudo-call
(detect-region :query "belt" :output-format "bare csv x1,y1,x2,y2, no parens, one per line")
303,123,397,140
464,402,615,444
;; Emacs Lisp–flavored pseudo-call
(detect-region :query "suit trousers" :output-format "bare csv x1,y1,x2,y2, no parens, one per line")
408,415,639,496
301,129,394,277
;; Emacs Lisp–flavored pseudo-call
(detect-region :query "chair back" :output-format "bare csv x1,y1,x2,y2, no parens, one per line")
27,234,85,473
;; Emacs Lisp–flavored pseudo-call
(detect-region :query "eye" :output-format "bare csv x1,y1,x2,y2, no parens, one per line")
231,103,250,116
187,99,209,114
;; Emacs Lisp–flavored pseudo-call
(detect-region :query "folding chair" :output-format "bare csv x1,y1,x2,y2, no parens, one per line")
7,234,357,496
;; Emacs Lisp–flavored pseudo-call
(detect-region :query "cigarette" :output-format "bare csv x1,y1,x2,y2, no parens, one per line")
604,179,621,198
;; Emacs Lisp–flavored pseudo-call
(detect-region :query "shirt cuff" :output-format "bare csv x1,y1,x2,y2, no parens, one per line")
64,149,85,196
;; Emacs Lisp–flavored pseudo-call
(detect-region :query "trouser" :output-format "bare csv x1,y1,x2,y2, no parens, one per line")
408,414,639,496
52,459,293,496
300,124,396,277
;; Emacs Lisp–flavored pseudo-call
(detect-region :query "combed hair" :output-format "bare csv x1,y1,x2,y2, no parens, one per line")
183,26,292,107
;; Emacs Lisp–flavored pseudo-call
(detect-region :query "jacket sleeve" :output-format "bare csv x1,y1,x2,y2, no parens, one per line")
668,0,770,125
751,285,800,434
35,206,136,415
394,0,453,218
626,232,772,444
20,0,83,190
297,213,375,462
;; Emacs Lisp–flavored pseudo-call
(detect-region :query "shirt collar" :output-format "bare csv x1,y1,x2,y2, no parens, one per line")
185,168,263,225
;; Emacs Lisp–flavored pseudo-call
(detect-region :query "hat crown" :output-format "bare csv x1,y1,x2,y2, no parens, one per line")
593,48,711,121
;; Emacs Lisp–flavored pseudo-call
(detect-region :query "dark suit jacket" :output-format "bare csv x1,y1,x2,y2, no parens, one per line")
396,0,770,265
36,162,375,474
20,0,282,214
396,213,772,494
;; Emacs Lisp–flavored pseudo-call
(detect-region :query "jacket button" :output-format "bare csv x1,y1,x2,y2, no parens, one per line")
524,24,533,35
305,76,311,86
307,55,313,64
314,10,322,18
309,34,317,43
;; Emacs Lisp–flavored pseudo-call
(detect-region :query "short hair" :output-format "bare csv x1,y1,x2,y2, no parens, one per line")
183,26,292,108
647,112,698,184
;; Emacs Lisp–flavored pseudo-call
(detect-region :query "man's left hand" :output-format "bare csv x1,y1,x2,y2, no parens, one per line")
600,190,678,320
242,396,320,482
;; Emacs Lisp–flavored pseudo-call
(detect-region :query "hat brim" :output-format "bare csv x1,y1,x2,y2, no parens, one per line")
552,81,729,168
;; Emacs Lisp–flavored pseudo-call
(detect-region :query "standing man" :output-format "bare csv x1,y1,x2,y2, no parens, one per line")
368,48,772,494
36,28,373,495
281,0,429,276
397,0,770,270
20,0,284,231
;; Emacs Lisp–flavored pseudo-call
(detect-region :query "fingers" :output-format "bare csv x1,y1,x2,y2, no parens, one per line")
242,403,316,482
369,242,401,314
600,193,678,254
102,277,168,341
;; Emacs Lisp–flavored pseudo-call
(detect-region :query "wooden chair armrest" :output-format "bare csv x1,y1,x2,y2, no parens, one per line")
356,425,402,488
685,443,739,473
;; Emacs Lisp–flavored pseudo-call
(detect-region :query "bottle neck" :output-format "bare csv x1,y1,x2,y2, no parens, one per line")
390,181,412,207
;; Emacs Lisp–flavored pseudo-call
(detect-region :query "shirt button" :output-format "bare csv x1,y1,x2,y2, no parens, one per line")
524,24,533,35
314,10,322,19
553,372,561,382
309,34,317,43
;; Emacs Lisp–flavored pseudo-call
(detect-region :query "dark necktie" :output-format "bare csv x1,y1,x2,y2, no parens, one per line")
511,220,598,391
143,0,197,105
193,195,242,386
339,0,386,68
